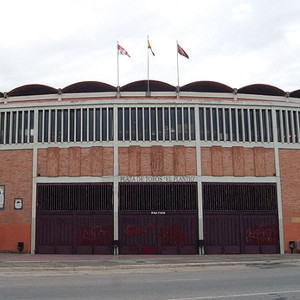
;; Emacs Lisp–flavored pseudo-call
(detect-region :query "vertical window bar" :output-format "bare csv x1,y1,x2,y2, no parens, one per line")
118,108,123,141
259,109,264,142
288,110,293,143
279,110,284,143
168,107,172,141
125,107,129,141
181,107,185,141
6,112,11,144
135,107,138,141
15,111,19,143
268,110,273,142
20,111,24,143
57,109,62,142
222,108,226,142
262,109,268,142
142,107,145,141
224,108,230,142
156,107,159,140
48,110,51,143
295,110,300,143
109,108,114,141
253,109,258,142
177,107,182,140
30,111,34,143
102,108,108,141
187,107,191,141
94,108,97,142
42,110,45,142
138,108,143,141
128,107,131,141
0,112,4,144
23,111,28,143
144,107,150,141
203,107,207,141
238,109,244,142
283,110,288,143
210,107,214,141
175,107,178,141
2,112,5,144
158,108,163,140
50,110,55,143
215,108,219,141
162,107,165,141
11,111,16,143
218,108,224,141
170,107,176,140
229,108,234,142
87,107,90,141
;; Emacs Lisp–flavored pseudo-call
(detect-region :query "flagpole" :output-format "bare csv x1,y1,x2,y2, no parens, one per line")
117,41,120,88
176,40,180,97
147,35,150,95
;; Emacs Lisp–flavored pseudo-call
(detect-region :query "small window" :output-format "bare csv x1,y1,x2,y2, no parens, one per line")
190,108,195,140
138,108,143,141
63,109,69,142
164,108,169,140
151,108,156,141
131,108,136,141
57,110,62,142
199,108,204,140
82,109,87,142
118,108,123,141
177,108,183,140
144,108,150,141
102,108,107,141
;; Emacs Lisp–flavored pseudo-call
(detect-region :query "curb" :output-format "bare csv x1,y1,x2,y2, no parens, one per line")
0,259,299,274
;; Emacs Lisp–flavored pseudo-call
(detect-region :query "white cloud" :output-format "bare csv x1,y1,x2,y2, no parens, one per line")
0,0,300,92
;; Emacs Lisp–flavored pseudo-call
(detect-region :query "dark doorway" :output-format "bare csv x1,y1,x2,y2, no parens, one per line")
203,183,279,254
119,183,198,254
36,183,113,254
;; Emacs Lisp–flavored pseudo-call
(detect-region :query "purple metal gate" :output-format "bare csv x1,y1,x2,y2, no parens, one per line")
36,184,113,254
203,183,279,254
119,183,198,255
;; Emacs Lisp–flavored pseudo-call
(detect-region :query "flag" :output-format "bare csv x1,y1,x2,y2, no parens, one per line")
117,44,130,57
177,44,189,59
148,40,155,56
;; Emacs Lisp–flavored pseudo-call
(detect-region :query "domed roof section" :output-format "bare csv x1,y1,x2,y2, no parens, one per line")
0,92,3,98
181,81,234,93
290,89,300,98
121,80,175,92
237,84,285,96
62,81,116,93
8,84,58,97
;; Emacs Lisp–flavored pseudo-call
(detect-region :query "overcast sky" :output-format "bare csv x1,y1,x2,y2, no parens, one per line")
1,0,300,92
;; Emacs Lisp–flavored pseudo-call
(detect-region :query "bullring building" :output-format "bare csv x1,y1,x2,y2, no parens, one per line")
0,80,299,255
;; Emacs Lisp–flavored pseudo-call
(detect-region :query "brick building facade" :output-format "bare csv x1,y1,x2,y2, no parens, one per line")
0,80,299,254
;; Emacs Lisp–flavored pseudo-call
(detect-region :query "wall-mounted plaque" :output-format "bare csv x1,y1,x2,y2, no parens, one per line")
14,198,23,210
0,185,5,210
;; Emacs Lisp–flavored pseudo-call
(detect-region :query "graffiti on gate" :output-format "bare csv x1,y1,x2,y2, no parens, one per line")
124,224,187,247
77,225,113,246
160,225,187,247
245,225,279,245
124,224,157,237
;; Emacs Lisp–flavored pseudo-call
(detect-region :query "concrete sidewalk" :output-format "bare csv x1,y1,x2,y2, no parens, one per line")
0,253,299,274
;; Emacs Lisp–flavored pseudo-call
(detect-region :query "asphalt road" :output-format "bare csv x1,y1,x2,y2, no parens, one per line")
0,262,300,300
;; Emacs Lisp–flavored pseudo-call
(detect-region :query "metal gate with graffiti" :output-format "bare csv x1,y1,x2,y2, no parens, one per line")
203,183,279,254
36,183,113,254
119,183,198,254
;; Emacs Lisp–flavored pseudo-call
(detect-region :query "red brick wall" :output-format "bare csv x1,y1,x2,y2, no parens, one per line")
279,149,300,252
37,146,114,177
0,150,32,252
201,146,276,177
119,146,197,176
